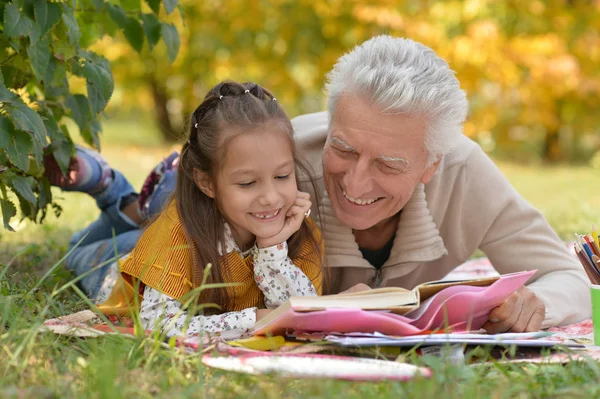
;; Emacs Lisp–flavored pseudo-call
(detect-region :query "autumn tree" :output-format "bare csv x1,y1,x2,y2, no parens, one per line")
103,0,599,163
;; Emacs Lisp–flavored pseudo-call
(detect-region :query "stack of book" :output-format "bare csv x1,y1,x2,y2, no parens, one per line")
250,270,536,337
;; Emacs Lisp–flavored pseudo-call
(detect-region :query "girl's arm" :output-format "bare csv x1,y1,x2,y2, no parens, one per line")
253,240,318,309
139,286,256,340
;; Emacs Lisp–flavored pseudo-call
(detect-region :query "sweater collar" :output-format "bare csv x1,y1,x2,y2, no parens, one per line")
320,182,447,268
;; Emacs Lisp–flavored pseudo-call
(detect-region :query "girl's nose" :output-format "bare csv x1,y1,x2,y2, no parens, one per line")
259,185,280,207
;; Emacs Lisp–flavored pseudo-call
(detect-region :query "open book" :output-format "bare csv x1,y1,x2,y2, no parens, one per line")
251,270,536,336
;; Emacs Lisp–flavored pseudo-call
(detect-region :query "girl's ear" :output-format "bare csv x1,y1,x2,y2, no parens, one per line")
193,168,215,198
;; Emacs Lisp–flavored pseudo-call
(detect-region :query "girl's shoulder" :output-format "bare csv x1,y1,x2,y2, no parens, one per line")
120,200,195,300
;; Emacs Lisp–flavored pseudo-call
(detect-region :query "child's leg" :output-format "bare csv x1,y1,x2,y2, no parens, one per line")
137,151,179,219
67,169,139,246
66,229,142,299
146,169,178,218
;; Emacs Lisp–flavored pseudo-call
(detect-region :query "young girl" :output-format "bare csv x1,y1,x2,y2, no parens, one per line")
54,81,324,340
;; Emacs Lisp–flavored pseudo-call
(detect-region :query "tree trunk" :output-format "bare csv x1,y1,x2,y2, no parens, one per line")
543,129,562,163
149,79,178,143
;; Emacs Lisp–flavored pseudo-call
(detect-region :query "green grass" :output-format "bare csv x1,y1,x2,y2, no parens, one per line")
1,119,600,398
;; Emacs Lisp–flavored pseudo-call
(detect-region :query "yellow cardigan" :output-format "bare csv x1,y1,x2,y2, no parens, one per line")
98,200,323,315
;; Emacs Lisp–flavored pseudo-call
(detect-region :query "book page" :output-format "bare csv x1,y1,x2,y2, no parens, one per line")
289,289,418,311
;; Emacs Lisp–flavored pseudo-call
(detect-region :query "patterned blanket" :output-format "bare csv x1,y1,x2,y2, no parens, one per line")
42,257,599,363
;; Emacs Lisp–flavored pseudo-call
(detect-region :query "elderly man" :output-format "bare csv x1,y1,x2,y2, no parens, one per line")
293,35,590,332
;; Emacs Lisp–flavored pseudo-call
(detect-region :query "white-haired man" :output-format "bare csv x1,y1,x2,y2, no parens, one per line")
293,35,590,332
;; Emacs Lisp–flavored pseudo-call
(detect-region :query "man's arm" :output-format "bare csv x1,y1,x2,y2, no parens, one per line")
459,146,590,329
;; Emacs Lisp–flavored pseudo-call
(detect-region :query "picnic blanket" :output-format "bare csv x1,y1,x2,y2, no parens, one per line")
41,257,600,368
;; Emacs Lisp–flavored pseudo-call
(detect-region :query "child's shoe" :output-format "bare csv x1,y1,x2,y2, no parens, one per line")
44,146,113,194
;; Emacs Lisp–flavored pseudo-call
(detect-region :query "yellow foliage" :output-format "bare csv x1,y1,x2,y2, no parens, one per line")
96,0,599,161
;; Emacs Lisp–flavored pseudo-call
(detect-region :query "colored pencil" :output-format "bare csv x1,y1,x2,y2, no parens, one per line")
588,234,600,257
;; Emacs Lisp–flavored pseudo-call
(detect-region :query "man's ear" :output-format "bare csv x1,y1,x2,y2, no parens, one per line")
420,156,442,185
193,168,215,198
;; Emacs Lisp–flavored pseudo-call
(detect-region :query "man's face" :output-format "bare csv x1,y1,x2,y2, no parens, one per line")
322,94,440,231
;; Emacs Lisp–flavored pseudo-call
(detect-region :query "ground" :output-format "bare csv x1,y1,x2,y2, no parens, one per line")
1,121,599,398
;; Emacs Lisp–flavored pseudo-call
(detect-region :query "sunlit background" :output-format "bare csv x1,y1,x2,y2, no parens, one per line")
89,0,600,164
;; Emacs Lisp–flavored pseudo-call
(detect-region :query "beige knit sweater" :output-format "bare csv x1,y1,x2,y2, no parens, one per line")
293,111,590,328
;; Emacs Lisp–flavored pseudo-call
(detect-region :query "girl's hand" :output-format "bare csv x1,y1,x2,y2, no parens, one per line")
256,191,311,248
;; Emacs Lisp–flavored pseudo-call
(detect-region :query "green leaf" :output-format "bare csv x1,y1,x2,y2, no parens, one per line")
124,17,145,53
53,41,76,61
27,36,51,81
106,3,144,52
161,23,180,63
8,39,21,52
6,101,47,145
22,0,35,19
91,0,105,10
3,3,33,38
50,138,74,176
5,129,33,172
30,130,44,171
6,174,36,205
65,94,91,132
81,53,114,114
89,118,102,150
41,115,74,176
164,0,177,15
37,178,52,222
61,5,81,47
34,0,62,36
0,83,17,103
141,13,161,50
121,0,141,12
0,198,17,232
0,116,13,149
144,0,160,14
106,3,128,28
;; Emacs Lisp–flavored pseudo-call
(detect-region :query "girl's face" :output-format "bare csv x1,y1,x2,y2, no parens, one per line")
211,126,298,248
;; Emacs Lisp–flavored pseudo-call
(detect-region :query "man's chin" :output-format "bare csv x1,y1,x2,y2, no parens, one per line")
333,208,380,231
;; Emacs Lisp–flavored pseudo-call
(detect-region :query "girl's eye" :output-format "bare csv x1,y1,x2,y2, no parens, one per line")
237,182,255,188
275,174,290,180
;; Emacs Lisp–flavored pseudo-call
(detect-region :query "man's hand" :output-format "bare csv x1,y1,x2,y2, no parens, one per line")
256,191,312,248
482,286,546,333
339,283,372,294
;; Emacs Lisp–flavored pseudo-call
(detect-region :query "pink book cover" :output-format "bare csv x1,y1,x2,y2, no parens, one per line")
251,270,535,336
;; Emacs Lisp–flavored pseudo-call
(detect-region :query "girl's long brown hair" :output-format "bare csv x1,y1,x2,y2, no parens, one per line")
176,81,323,313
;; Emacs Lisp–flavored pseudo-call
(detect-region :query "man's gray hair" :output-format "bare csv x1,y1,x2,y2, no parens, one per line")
326,35,468,165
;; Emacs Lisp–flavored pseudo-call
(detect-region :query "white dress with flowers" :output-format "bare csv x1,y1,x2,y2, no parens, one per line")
136,224,317,341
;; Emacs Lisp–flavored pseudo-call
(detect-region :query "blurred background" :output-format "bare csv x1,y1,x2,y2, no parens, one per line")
1,0,599,273
92,0,600,165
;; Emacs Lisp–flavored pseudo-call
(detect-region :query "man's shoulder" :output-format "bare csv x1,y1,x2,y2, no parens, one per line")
292,111,329,179
437,135,481,172
292,111,329,147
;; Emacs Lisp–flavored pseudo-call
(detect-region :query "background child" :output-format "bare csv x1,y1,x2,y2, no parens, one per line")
48,81,324,340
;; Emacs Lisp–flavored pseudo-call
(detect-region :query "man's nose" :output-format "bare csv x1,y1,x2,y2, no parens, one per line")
342,158,374,197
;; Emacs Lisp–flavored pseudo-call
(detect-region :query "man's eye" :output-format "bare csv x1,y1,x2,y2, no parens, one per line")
237,182,255,188
379,164,404,174
275,174,290,180
334,146,353,155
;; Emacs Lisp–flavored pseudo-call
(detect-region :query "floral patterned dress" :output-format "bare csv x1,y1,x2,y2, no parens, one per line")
97,223,317,341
